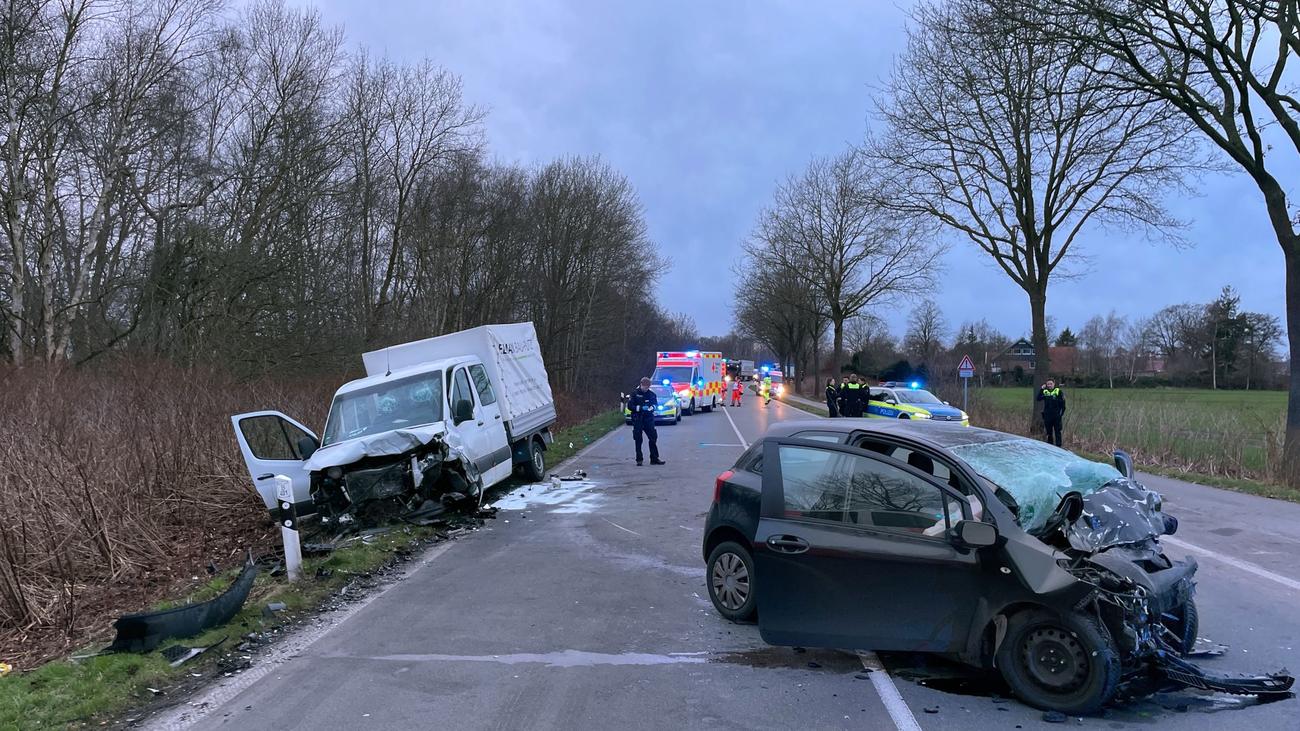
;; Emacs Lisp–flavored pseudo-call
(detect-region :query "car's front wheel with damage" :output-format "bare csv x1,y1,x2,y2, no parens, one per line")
996,609,1121,715
707,541,756,622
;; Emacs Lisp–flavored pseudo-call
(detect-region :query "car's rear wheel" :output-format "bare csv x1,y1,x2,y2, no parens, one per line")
996,609,1121,715
1162,597,1199,656
707,541,756,622
675,412,681,424
685,398,695,415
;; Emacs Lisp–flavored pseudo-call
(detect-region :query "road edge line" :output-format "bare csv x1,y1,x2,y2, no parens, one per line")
722,404,750,449
1162,535,1300,592
858,651,923,731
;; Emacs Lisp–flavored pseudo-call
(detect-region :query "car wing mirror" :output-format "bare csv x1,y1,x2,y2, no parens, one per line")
886,398,897,405
296,435,319,460
952,519,997,547
1113,450,1134,478
453,399,474,425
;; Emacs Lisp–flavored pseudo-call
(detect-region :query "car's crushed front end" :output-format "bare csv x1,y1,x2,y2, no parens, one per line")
1015,475,1291,699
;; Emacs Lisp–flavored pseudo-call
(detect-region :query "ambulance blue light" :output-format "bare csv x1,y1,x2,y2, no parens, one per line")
662,378,670,386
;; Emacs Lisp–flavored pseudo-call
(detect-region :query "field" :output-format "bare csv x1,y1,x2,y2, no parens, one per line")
959,386,1286,483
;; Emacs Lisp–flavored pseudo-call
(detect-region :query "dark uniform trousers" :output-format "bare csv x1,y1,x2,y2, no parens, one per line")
627,388,660,463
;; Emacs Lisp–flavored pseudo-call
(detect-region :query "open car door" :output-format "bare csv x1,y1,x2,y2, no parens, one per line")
231,411,319,516
754,438,983,653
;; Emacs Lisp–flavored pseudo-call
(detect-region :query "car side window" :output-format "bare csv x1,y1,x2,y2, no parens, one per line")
777,446,850,522
452,368,475,409
844,457,951,537
240,415,305,461
468,364,497,406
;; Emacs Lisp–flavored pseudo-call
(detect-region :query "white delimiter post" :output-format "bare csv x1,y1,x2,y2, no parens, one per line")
274,475,303,582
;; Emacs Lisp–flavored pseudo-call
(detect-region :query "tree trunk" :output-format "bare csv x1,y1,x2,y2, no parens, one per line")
832,317,844,375
1284,249,1300,487
1029,287,1050,430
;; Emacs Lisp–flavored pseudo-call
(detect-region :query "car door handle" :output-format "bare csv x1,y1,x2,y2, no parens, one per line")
494,414,501,420
766,535,810,554
476,421,484,426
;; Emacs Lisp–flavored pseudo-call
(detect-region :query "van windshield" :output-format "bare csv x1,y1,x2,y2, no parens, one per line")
652,366,695,387
322,372,445,446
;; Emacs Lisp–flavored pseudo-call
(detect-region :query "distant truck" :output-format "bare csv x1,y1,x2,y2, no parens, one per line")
651,350,724,415
231,322,556,524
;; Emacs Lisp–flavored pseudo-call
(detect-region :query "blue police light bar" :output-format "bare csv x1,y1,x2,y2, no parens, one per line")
910,381,920,389
662,378,670,386
761,365,769,372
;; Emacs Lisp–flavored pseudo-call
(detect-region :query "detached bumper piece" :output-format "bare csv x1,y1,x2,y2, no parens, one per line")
1157,651,1294,698
107,561,258,653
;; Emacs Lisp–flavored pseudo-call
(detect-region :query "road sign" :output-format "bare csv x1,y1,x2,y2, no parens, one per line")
958,354,975,412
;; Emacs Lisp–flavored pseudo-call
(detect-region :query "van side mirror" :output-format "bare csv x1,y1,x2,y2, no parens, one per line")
953,519,997,547
454,399,474,425
296,435,319,459
1113,450,1134,478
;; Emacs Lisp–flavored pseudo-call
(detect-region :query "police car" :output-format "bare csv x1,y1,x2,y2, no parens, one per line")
623,384,683,425
866,381,969,425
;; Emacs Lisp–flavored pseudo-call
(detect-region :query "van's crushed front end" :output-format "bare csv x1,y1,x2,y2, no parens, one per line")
307,426,483,529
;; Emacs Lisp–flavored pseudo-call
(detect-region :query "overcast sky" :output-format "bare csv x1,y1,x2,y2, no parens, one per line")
313,0,1290,341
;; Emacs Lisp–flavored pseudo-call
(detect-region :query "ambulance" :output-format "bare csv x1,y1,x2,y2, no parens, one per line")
651,350,725,415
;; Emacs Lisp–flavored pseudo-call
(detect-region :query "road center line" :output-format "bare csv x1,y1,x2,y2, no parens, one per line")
858,651,923,731
1162,535,1300,592
722,404,749,449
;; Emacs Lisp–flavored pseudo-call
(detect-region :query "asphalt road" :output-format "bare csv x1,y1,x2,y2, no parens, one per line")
162,396,1299,730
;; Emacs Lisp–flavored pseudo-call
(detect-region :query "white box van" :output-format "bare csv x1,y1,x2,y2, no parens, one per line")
231,323,556,523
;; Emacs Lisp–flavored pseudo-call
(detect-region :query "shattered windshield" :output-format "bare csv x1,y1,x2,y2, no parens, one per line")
895,389,943,405
322,372,445,446
948,437,1123,532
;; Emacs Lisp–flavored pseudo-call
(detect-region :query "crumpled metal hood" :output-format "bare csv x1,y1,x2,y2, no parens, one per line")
306,424,450,471
1065,479,1171,553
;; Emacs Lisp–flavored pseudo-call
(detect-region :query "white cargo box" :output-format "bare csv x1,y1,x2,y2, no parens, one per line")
362,322,556,438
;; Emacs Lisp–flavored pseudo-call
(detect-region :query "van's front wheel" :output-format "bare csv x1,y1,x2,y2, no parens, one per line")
521,439,545,482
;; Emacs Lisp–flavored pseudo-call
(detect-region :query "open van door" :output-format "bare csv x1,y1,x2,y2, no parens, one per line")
231,411,319,516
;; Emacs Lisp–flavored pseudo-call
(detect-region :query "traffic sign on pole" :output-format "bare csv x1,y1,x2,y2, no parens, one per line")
957,354,975,411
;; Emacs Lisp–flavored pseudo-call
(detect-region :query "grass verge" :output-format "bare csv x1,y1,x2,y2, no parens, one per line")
0,408,626,730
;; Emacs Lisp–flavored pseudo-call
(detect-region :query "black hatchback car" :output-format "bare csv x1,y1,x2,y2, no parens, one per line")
702,419,1203,714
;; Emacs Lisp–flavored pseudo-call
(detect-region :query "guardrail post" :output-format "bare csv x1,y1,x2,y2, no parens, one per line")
274,475,303,582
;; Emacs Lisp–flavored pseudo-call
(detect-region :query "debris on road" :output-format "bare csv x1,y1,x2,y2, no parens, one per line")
161,637,227,668
0,662,11,677
107,560,258,653
1041,710,1067,723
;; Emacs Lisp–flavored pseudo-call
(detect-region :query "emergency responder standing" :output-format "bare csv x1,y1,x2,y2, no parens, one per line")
841,374,865,417
825,378,840,417
731,378,743,407
1036,379,1066,447
721,375,732,407
627,377,667,466
761,375,772,406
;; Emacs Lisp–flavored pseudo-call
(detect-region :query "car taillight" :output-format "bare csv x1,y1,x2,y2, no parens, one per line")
714,470,734,503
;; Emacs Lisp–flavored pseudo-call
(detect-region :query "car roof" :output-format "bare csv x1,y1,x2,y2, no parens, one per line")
762,418,1020,450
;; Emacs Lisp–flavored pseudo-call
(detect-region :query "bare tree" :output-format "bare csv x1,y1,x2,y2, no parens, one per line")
755,148,942,372
904,298,947,367
874,0,1191,394
1034,0,1300,481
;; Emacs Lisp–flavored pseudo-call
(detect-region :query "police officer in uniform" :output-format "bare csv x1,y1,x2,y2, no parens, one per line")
627,377,667,466
825,378,840,417
1036,379,1066,446
840,374,865,417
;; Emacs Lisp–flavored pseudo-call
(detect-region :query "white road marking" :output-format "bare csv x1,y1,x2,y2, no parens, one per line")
602,517,641,536
858,651,923,731
698,442,745,447
722,405,750,449
1162,535,1300,592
